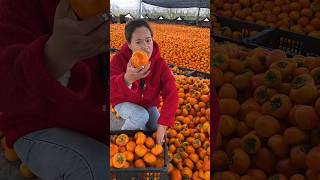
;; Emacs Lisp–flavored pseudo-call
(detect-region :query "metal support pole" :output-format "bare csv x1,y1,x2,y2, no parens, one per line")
139,0,142,19
196,7,200,26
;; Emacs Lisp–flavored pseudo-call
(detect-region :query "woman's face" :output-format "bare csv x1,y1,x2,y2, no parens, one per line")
128,26,153,58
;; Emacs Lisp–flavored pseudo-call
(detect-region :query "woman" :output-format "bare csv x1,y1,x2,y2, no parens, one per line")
0,0,108,179
110,19,179,144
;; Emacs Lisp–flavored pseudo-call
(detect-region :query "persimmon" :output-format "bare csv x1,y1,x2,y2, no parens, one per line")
19,164,35,178
182,167,193,178
213,67,225,87
229,58,246,74
237,121,251,137
247,168,268,180
112,153,126,169
115,134,129,146
171,169,182,180
311,67,320,84
306,145,320,171
283,127,308,145
270,60,294,80
219,83,237,99
253,148,276,174
212,53,229,71
244,111,262,129
123,151,134,161
305,169,320,180
151,144,163,156
268,174,288,180
267,135,289,158
290,145,309,169
134,159,145,168
276,159,298,177
292,105,319,130
290,174,307,180
267,50,287,66
213,150,229,171
131,50,149,68
241,133,261,154
69,0,108,19
154,158,164,168
251,73,265,90
248,55,268,73
229,148,251,175
255,115,280,138
261,94,292,119
126,141,136,152
232,71,252,89
219,115,238,136
134,132,146,145
173,153,182,165
276,83,292,95
4,148,19,161
143,153,157,165
224,71,236,83
189,153,199,163
290,74,318,104
214,171,241,180
110,143,118,157
219,98,240,116
293,67,309,76
168,163,174,175
118,146,126,153
263,68,282,87
135,144,148,157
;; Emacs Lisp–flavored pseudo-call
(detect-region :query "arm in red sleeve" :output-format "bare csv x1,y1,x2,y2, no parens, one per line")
158,61,178,127
110,54,140,100
0,0,91,111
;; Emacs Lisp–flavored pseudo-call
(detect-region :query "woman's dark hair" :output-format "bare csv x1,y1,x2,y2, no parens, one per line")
125,19,153,43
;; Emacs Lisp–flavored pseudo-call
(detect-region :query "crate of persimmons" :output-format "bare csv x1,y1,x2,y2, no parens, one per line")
110,130,169,180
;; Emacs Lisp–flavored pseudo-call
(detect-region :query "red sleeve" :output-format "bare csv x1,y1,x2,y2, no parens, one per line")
110,54,140,100
0,0,91,111
158,61,178,127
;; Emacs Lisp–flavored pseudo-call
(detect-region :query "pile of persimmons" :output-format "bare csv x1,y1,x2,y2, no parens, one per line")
110,74,211,180
110,23,210,73
212,0,320,38
213,42,320,179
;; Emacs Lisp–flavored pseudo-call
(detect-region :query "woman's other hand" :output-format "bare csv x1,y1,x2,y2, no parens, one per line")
124,61,151,86
44,0,108,79
156,124,167,145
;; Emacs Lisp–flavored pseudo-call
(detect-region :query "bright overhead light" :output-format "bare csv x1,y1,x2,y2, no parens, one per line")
204,18,209,22
177,17,182,21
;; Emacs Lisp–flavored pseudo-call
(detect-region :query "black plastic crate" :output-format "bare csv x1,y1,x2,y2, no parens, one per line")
245,28,320,57
212,15,269,43
110,130,169,180
187,70,210,79
169,64,196,76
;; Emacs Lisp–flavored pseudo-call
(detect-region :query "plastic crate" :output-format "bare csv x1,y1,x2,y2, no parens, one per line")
110,130,169,180
212,15,269,43
245,28,320,57
187,70,210,79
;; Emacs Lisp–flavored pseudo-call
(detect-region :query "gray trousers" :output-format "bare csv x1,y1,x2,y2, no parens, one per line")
114,102,160,131
13,128,108,180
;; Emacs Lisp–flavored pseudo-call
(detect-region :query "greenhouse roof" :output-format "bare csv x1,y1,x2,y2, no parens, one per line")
142,0,209,8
